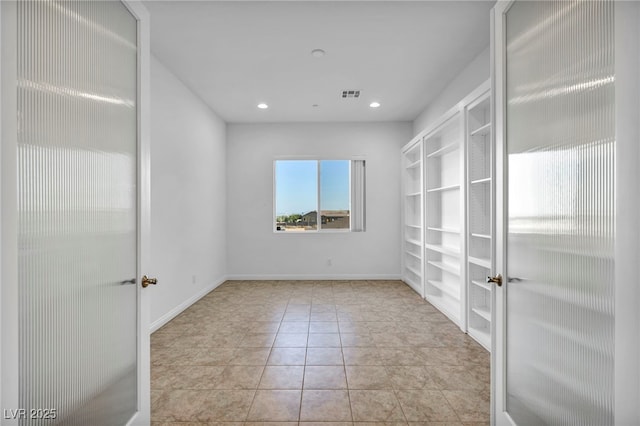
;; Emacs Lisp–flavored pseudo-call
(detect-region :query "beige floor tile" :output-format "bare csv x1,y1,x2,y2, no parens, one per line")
304,366,348,389
244,321,284,333
386,366,438,390
279,321,310,333
299,423,353,426
267,347,307,365
274,333,309,347
151,390,221,422
311,304,336,313
310,312,338,321
246,390,302,421
283,312,311,321
442,389,490,423
214,366,264,389
306,347,344,365
377,348,424,366
151,346,201,366
228,348,271,366
345,366,393,389
407,422,462,426
259,366,304,389
349,390,405,422
300,390,352,421
340,333,376,347
426,365,489,391
395,390,459,422
343,347,383,366
170,365,225,389
151,332,180,348
197,390,256,422
190,348,236,366
355,423,407,426
152,281,489,423
308,333,342,347
245,422,298,426
338,321,371,334
417,348,465,366
309,321,340,333
371,333,412,347
238,333,277,348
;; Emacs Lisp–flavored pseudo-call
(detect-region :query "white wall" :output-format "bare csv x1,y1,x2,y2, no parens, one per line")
412,46,490,136
226,122,412,279
150,56,227,330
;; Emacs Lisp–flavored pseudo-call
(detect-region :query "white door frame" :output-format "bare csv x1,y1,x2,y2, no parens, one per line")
125,1,151,424
491,1,640,424
491,2,512,424
0,1,151,424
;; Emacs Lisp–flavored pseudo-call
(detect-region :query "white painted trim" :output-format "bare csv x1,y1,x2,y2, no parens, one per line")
122,0,151,424
614,1,640,424
150,276,227,333
125,413,139,426
226,274,402,281
492,2,513,425
1,1,19,423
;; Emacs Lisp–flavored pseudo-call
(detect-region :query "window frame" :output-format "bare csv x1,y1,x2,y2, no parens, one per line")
272,156,365,234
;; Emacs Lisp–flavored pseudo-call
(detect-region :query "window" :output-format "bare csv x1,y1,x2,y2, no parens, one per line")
274,159,365,232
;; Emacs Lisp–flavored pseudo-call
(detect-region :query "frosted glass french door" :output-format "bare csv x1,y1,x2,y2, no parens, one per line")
494,0,616,424
16,1,139,424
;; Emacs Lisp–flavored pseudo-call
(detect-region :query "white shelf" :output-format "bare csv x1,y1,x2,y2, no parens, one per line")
427,260,460,275
471,279,492,292
469,255,491,269
424,294,462,328
405,159,421,169
426,279,460,300
427,227,460,234
426,183,460,193
471,233,491,239
405,238,421,247
471,177,491,185
402,139,423,300
404,264,421,277
404,250,421,260
426,141,458,158
468,326,490,350
470,122,491,137
471,305,491,322
425,243,460,256
403,277,422,295
465,86,492,353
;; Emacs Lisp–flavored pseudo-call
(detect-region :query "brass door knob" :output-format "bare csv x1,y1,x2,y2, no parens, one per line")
487,274,503,287
141,275,158,288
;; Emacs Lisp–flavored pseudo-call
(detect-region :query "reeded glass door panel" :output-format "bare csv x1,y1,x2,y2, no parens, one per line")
17,1,138,424
505,0,614,424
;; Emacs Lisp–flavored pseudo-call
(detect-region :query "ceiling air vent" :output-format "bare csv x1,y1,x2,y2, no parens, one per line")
341,90,360,98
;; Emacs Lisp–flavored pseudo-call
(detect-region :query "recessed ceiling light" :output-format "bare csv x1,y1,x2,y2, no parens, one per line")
311,49,326,58
257,103,269,109
369,102,381,108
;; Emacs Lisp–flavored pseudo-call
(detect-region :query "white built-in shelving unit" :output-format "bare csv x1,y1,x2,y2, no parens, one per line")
401,138,424,296
465,86,493,350
401,80,493,349
423,110,465,328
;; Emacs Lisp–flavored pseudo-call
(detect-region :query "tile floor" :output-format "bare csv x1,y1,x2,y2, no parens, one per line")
151,280,490,425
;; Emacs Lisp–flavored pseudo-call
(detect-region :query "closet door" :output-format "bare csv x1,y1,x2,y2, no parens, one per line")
491,0,637,424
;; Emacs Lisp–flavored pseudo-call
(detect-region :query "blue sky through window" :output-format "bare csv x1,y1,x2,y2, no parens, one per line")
275,160,350,216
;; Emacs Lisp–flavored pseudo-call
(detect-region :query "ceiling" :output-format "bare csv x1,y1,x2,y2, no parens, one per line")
144,1,494,123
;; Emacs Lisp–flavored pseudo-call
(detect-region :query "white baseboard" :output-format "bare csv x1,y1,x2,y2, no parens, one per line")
225,274,402,281
150,275,227,333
